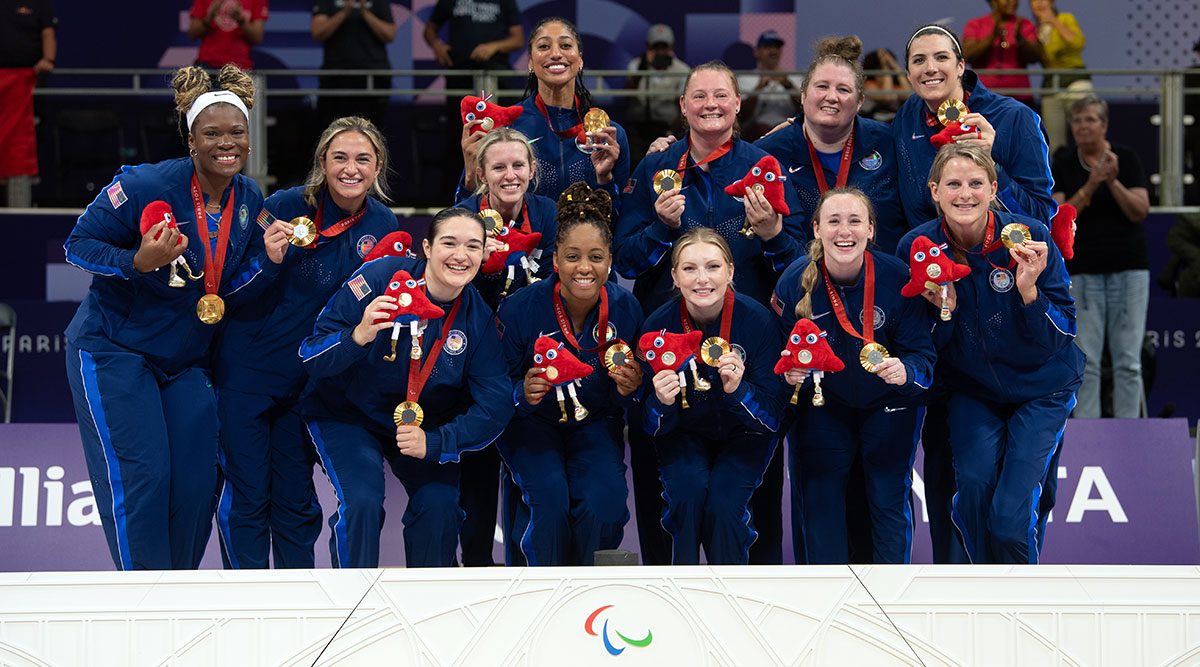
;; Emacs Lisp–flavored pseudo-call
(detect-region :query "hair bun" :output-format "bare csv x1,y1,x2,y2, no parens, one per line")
813,35,863,63
556,181,612,224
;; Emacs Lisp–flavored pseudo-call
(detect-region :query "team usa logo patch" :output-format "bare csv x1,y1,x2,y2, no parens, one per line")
106,182,127,209
859,305,886,329
592,322,618,343
357,234,378,258
990,268,1015,293
859,151,883,171
347,274,371,301
239,204,249,230
444,330,468,355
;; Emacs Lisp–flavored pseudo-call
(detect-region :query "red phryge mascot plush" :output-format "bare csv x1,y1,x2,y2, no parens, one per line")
900,235,971,321
638,329,708,409
460,92,524,135
482,225,543,297
140,200,201,286
362,230,414,264
724,155,790,215
532,335,595,422
1050,203,1077,261
774,319,844,406
379,270,444,362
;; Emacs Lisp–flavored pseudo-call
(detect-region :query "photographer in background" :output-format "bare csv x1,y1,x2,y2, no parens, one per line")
624,24,688,163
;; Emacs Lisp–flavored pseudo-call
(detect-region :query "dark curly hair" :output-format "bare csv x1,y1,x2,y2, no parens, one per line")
555,181,613,249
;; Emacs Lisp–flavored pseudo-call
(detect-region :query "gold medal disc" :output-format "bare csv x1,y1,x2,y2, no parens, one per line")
700,337,731,367
661,351,676,367
798,349,813,364
197,293,225,324
926,263,942,279
479,208,505,237
583,108,610,133
752,183,765,194
398,292,413,307
545,366,559,382
480,117,495,131
1000,223,1031,249
288,216,316,247
936,98,968,125
653,169,681,194
603,342,632,372
393,401,424,427
859,342,890,373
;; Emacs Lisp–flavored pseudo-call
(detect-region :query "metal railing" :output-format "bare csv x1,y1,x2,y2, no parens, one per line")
22,66,1200,211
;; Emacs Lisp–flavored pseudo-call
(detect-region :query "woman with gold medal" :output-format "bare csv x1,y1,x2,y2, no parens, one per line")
897,144,1082,565
772,188,935,564
298,208,512,568
494,183,643,565
211,116,398,569
63,65,269,569
637,228,788,565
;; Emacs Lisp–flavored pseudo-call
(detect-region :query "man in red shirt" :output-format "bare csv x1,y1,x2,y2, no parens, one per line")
962,0,1043,104
188,0,268,70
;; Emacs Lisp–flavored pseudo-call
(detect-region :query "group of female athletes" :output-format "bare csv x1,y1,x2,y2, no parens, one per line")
65,18,1082,571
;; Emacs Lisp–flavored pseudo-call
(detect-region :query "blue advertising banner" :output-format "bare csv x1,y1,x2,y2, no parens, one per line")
1,419,1194,570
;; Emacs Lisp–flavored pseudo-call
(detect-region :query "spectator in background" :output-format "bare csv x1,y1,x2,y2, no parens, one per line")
738,30,803,141
423,0,523,202
0,0,55,206
1162,213,1200,297
859,47,909,123
189,0,267,70
624,24,689,163
962,0,1043,106
311,0,396,131
1031,0,1089,154
1052,95,1150,418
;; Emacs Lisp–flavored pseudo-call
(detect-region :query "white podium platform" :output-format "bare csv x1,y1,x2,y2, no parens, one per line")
3,566,1200,666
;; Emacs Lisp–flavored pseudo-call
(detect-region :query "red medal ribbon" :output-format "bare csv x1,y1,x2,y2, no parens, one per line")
820,251,876,345
679,287,735,342
676,137,734,174
533,93,584,140
941,210,1015,270
480,194,532,233
804,125,855,194
190,172,235,297
406,295,463,404
306,194,368,248
552,281,609,353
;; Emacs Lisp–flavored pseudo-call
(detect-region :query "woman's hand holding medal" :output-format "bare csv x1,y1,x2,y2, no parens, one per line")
872,357,908,386
352,294,398,346
1011,239,1049,305
655,187,685,229
742,186,783,240
523,365,552,405
588,126,620,184
263,219,293,265
608,361,643,397
716,351,745,394
395,424,426,459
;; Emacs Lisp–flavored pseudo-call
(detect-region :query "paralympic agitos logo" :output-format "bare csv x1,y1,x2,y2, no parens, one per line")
584,605,653,656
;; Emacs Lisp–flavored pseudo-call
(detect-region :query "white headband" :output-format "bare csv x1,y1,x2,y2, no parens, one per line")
186,90,249,131
906,25,962,56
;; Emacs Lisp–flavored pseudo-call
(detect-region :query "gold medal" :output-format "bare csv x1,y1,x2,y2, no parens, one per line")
652,169,681,194
752,183,765,194
603,342,632,372
288,216,316,247
798,349,812,364
936,98,968,125
398,292,413,307
480,117,495,131
859,342,890,373
700,336,731,367
661,351,676,367
197,293,225,324
583,108,610,133
479,208,505,237
393,401,424,427
1000,223,1031,249
545,366,559,382
926,263,942,279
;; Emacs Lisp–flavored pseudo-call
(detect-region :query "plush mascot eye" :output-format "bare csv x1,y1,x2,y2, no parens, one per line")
499,227,510,237
751,166,762,177
465,112,476,122
405,279,417,288
393,242,405,252
546,349,558,360
653,336,665,348
388,281,400,290
914,251,926,262
805,333,818,344
475,101,487,112
533,353,544,364
790,333,801,345
645,350,656,361
929,246,941,257
764,172,777,182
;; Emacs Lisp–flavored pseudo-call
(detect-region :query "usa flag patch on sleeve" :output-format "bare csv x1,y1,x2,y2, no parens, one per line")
348,274,371,301
770,292,785,316
107,182,127,209
622,178,637,194
256,209,277,231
